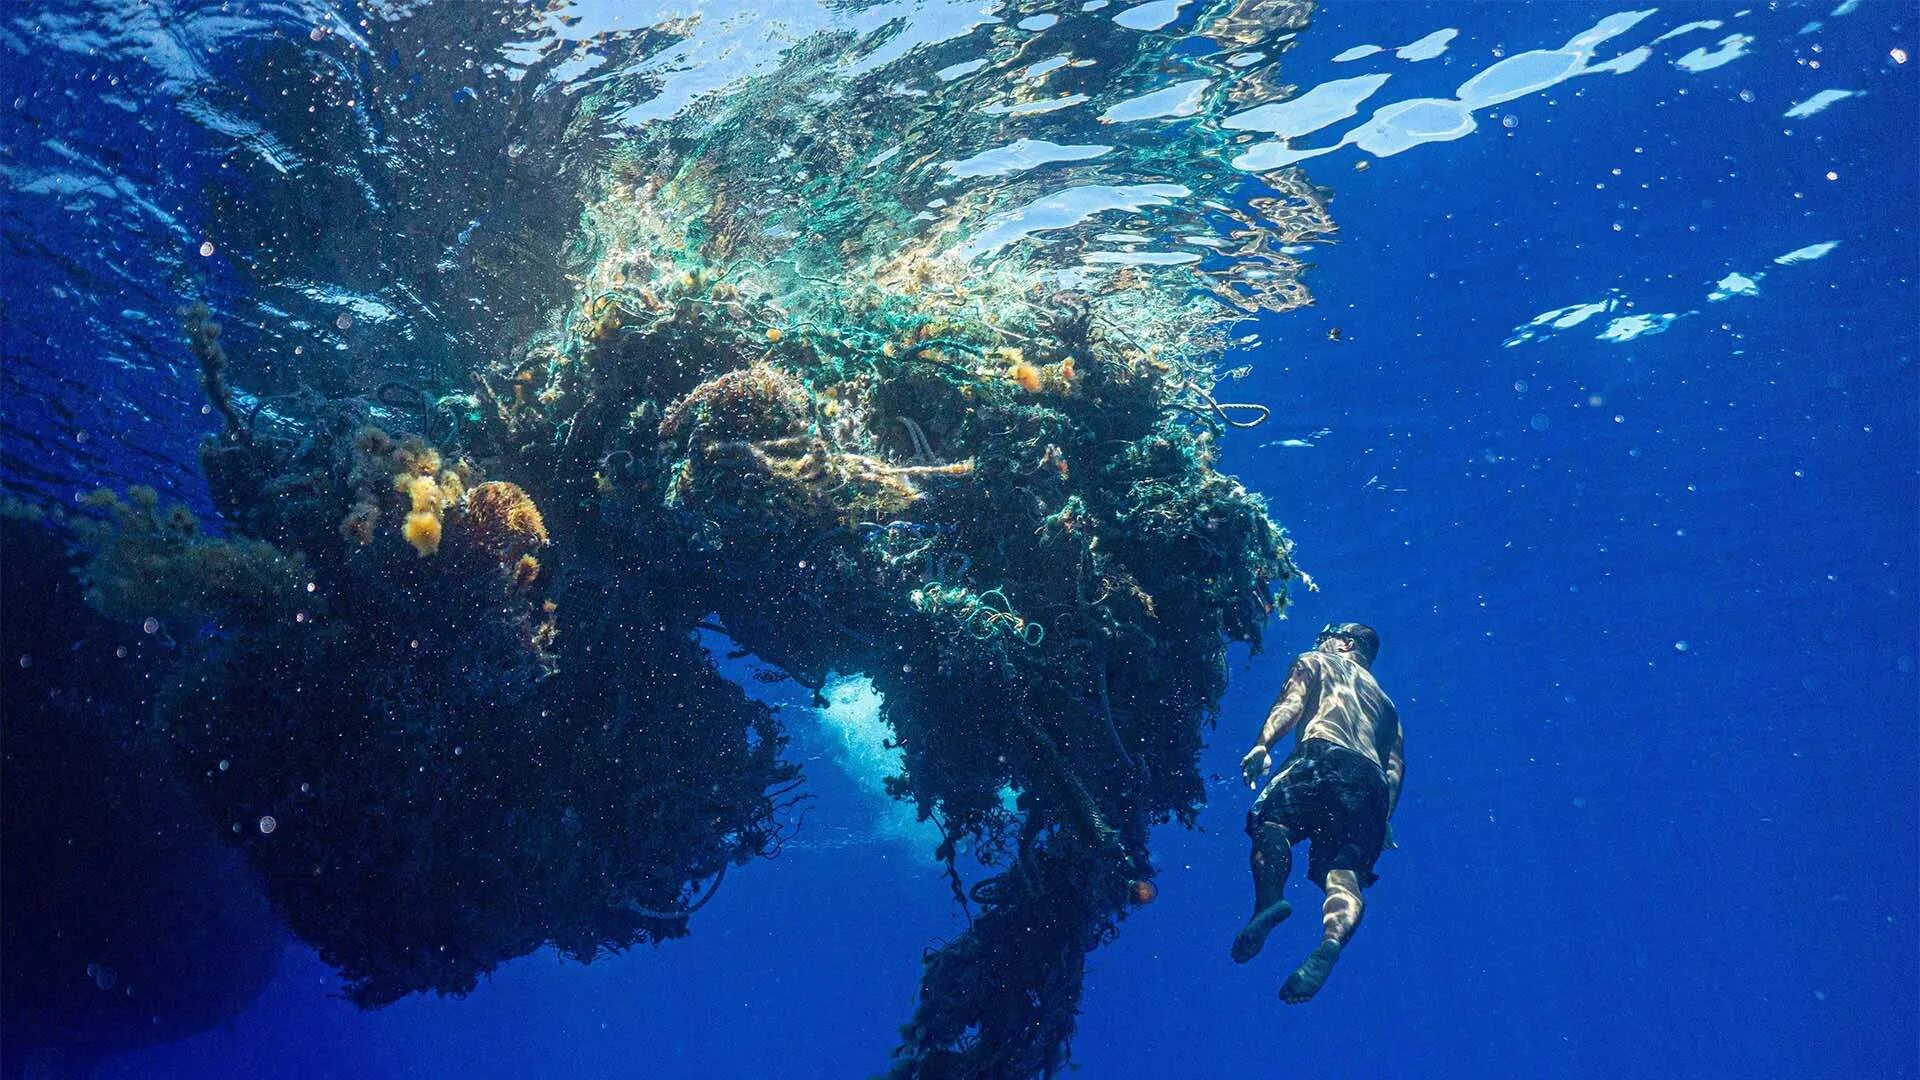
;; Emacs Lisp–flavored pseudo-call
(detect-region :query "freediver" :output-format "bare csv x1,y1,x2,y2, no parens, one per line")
1232,622,1403,1004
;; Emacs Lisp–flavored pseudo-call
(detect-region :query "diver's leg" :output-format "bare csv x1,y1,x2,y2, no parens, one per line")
1230,822,1294,963
1280,869,1362,1003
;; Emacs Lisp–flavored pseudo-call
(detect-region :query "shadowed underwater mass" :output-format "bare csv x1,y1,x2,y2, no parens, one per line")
4,0,1347,1074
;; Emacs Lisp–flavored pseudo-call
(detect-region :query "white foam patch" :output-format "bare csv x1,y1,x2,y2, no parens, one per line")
1332,44,1383,62
1396,28,1458,62
1653,19,1722,43
959,182,1189,260
1784,89,1860,117
936,58,988,81
980,94,1089,116
1231,144,1335,170
1101,78,1210,121
1023,55,1071,80
1504,298,1619,346
813,676,943,850
1774,240,1839,264
1344,97,1476,156
942,139,1113,178
1083,249,1201,265
1113,0,1190,31
1018,13,1059,30
1831,0,1861,15
1588,46,1652,75
1596,311,1684,342
1223,73,1393,136
1674,34,1753,72
1707,271,1762,300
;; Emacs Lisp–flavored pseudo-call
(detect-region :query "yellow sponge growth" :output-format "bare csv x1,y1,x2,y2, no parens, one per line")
403,510,442,556
397,473,458,557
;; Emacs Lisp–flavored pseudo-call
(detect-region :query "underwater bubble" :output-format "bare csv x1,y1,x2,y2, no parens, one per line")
1501,114,1518,129
1674,641,1690,653
1739,88,1755,103
295,611,308,623
1513,379,1529,393
335,313,353,330
114,646,127,659
1893,48,1908,64
259,815,277,835
1529,412,1550,431
141,617,159,634
218,759,230,772
299,782,312,794
198,241,215,257
309,25,328,42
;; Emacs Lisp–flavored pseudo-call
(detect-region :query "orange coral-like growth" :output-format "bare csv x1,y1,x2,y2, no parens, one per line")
397,474,457,557
403,511,442,556
462,481,549,562
1007,363,1043,393
513,554,541,591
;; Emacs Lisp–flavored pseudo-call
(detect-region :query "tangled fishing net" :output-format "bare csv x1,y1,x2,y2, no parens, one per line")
39,0,1334,1071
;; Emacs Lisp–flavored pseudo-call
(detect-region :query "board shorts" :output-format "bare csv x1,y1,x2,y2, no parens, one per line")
1247,738,1389,888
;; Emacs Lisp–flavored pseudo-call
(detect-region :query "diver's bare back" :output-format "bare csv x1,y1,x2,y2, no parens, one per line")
1266,650,1399,768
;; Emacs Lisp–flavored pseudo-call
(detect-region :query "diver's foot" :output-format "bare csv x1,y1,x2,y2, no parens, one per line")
1279,939,1342,1004
1229,899,1292,963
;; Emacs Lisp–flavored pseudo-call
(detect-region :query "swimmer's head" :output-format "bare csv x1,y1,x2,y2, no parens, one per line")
1315,622,1379,668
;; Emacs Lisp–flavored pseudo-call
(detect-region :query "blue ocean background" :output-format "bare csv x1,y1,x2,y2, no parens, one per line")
3,2,1914,1077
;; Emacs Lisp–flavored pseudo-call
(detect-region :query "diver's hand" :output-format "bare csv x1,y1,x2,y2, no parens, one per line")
1240,746,1271,788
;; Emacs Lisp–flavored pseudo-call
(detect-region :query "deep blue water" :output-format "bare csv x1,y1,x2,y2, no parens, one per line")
4,2,1915,1078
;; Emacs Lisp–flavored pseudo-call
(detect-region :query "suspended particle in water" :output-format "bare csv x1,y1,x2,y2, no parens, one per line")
198,241,215,257
1826,171,1838,181
1529,413,1550,431
1739,89,1755,103
1892,48,1908,65
335,312,353,330
141,617,159,634
259,815,278,835
1674,641,1690,653
310,25,329,42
